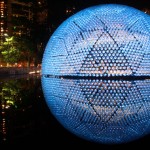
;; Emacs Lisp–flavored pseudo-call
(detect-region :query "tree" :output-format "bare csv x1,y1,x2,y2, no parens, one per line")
0,36,35,67
0,36,20,66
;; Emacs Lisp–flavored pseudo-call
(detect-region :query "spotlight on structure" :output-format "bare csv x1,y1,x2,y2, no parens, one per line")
41,4,150,144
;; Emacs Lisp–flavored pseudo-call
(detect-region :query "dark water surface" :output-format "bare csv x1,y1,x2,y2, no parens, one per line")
0,74,150,148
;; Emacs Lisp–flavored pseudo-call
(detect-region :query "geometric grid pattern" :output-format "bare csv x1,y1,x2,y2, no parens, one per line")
41,77,150,144
41,4,150,144
42,4,150,77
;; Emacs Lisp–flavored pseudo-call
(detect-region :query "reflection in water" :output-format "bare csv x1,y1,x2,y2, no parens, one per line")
42,77,150,144
1,75,150,147
0,75,48,145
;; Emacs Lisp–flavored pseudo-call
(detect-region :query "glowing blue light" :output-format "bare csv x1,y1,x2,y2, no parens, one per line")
41,4,150,144
42,77,150,144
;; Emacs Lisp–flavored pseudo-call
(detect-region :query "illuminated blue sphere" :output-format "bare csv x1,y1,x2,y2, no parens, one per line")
41,4,150,144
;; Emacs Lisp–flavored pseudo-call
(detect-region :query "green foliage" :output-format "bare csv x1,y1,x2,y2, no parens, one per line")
0,36,20,64
0,76,41,110
0,36,35,66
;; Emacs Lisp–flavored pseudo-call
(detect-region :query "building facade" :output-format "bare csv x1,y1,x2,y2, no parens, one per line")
0,0,7,44
0,0,49,43
0,0,49,67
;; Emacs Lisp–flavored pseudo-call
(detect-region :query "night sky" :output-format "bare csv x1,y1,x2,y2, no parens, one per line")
47,0,150,31
47,0,150,9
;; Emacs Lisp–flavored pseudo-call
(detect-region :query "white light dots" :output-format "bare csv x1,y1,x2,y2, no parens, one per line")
41,4,150,144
